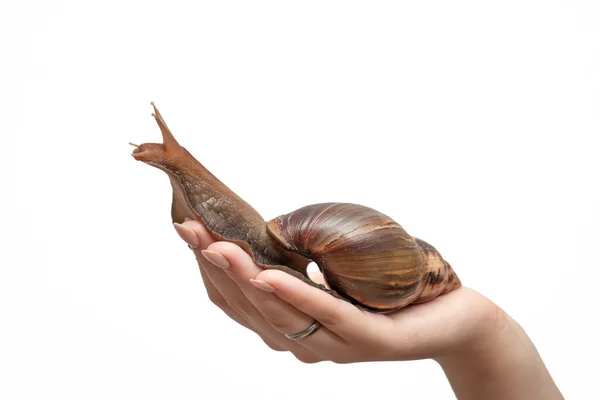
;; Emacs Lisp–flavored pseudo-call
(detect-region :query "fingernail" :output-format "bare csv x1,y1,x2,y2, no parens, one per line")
173,222,200,249
250,279,275,293
184,217,193,222
201,250,230,270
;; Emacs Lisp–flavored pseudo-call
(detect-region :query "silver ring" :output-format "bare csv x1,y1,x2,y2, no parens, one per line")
284,321,322,341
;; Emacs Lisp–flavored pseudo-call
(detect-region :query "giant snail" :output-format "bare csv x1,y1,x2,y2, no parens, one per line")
130,103,461,313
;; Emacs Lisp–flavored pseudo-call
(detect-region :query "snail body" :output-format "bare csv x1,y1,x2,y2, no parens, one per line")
131,103,461,313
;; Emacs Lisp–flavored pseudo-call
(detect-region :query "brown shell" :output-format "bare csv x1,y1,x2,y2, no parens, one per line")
267,203,460,311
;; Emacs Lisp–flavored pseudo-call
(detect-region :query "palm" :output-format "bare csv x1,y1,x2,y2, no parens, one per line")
365,286,502,361
307,268,500,361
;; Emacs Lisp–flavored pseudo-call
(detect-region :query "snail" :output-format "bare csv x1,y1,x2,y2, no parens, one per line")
130,103,461,313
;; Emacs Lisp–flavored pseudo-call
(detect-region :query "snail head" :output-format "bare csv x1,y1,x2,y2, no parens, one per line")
130,102,189,172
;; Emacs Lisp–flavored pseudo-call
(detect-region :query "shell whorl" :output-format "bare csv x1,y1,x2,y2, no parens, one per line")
266,203,451,311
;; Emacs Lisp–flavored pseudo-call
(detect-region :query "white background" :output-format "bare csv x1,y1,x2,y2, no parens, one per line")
1,1,599,399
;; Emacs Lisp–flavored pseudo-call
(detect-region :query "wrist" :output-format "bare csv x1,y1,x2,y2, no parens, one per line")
434,307,513,367
434,311,563,400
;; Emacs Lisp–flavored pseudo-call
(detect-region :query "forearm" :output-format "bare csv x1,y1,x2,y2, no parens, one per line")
436,313,563,400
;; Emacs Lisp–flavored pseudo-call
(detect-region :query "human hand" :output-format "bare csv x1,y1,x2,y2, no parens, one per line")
173,219,564,399
173,219,505,364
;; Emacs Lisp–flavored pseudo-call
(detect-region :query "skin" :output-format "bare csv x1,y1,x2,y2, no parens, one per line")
173,219,564,400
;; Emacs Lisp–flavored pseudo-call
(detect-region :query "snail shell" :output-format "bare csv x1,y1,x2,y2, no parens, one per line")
267,203,460,312
131,103,461,313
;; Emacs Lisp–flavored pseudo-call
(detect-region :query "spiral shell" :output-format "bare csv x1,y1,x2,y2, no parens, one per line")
267,203,460,312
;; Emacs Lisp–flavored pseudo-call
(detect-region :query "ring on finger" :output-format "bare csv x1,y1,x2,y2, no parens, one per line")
284,320,322,341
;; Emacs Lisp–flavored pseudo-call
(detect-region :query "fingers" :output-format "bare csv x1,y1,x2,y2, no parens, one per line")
199,255,292,352
252,268,374,341
175,220,333,358
204,242,346,348
175,221,290,351
173,219,354,362
174,221,255,332
196,264,256,332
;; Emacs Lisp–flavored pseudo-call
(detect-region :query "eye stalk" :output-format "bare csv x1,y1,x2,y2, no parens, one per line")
129,103,182,162
150,102,181,152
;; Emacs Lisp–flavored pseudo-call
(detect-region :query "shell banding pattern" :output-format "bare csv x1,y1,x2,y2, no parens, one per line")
267,203,428,311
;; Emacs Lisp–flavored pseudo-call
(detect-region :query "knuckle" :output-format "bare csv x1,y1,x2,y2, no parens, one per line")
208,294,229,310
293,352,322,364
330,354,351,364
260,302,291,331
263,314,290,332
318,301,343,326
228,299,255,319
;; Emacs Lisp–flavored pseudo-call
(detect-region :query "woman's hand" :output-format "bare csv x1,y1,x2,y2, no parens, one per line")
174,219,564,400
173,219,503,364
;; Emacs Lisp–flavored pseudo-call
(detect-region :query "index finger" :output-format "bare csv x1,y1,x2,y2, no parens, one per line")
253,269,376,341
173,218,215,250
